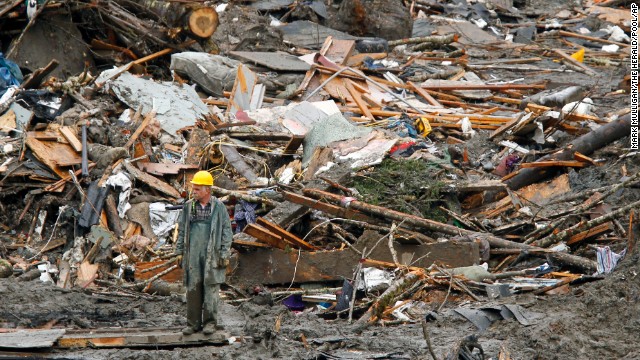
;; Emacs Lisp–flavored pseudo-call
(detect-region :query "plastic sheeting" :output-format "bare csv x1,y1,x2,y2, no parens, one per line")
149,202,181,244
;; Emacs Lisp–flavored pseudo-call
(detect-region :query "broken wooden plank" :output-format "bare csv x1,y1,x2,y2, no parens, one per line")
343,79,375,120
553,49,597,76
59,126,82,152
56,328,228,349
123,160,181,198
135,261,183,282
574,152,600,166
519,160,587,168
323,38,355,65
233,239,271,248
283,135,305,154
0,329,66,349
408,81,443,107
0,109,16,132
567,222,614,246
490,112,526,140
25,137,82,177
124,111,156,149
243,223,288,250
421,83,546,91
20,59,59,89
256,217,318,251
282,191,373,222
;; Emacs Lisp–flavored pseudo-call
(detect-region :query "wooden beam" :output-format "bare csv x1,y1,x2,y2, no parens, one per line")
124,111,155,149
123,160,181,198
567,222,614,245
282,191,373,222
283,135,305,154
59,127,82,152
256,218,318,251
553,49,597,76
421,83,546,91
343,78,374,120
243,223,288,250
519,160,587,168
408,81,442,107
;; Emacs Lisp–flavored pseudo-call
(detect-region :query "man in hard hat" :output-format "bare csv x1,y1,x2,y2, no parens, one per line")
175,170,233,336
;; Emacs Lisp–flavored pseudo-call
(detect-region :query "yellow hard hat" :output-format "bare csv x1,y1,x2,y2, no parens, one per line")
191,170,213,186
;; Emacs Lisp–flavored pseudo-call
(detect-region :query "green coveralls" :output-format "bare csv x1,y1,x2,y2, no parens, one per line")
175,197,233,330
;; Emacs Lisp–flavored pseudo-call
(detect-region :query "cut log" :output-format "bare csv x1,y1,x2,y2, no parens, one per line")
505,114,631,190
112,0,218,38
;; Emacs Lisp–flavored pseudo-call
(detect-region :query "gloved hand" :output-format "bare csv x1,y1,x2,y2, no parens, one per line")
218,258,230,268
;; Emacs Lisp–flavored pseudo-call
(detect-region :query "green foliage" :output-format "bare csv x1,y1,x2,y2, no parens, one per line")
350,158,446,222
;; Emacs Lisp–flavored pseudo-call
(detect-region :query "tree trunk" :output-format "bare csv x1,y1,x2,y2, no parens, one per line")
506,113,631,190
302,189,598,272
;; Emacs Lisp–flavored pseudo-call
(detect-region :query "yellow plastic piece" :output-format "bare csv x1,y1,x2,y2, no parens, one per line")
414,117,432,137
191,170,214,186
570,48,585,63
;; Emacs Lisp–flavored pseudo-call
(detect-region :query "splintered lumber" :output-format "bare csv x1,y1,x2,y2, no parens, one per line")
56,327,228,348
135,261,183,283
566,222,614,245
21,59,59,89
536,199,640,248
303,189,597,272
361,258,423,272
557,30,629,48
256,218,318,251
59,127,82,152
232,239,271,248
553,49,597,76
357,269,425,324
244,223,288,250
505,113,631,190
25,136,82,178
283,135,305,154
420,83,546,91
343,79,374,120
124,111,156,149
104,194,124,238
123,160,180,198
519,161,587,168
408,81,442,107
282,191,373,222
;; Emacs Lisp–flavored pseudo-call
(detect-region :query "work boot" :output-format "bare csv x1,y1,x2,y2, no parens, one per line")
203,323,216,335
182,326,196,336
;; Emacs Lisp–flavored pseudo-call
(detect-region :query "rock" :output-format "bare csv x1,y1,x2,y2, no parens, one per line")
0,259,12,278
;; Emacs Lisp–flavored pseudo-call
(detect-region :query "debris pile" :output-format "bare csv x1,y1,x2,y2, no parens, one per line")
0,0,637,357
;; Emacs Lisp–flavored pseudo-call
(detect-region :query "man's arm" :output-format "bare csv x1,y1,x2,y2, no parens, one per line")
218,200,233,260
175,203,187,255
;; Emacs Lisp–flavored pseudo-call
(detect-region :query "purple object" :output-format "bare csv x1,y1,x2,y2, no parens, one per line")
283,295,305,311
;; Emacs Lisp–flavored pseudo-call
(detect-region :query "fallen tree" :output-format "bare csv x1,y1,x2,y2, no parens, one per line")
506,113,632,190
